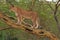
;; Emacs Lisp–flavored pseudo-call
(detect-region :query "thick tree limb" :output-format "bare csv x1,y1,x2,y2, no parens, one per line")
0,12,59,40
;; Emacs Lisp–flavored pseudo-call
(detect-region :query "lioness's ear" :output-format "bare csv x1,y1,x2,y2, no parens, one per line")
11,4,14,7
9,4,14,9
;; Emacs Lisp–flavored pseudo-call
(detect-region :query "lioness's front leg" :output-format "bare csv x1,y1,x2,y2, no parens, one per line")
17,16,23,24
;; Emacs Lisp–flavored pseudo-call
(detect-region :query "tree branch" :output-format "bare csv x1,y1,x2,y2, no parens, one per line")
0,27,13,31
53,0,60,31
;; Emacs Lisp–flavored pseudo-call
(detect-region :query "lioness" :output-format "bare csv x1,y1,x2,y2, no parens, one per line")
9,5,40,29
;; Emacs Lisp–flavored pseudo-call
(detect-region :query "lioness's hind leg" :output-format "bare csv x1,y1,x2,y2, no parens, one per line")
35,20,39,29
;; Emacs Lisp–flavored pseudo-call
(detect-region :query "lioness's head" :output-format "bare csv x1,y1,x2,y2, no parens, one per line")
10,5,17,12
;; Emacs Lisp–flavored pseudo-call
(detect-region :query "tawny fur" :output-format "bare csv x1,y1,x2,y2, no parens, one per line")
10,5,40,29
